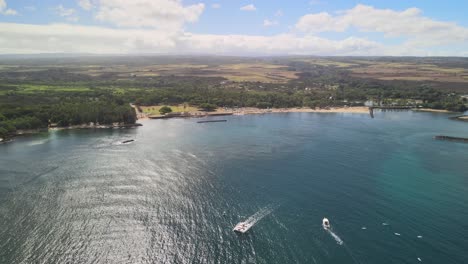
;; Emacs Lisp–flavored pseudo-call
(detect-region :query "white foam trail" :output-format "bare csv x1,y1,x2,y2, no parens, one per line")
326,229,344,245
27,139,48,146
244,206,274,227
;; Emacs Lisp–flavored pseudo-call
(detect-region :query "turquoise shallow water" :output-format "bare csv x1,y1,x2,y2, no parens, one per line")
0,111,467,264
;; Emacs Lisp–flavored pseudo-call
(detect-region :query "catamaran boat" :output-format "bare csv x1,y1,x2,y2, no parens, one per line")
322,218,331,229
233,222,252,233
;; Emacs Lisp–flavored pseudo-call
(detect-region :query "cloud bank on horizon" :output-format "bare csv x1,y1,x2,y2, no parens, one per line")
1,0,468,56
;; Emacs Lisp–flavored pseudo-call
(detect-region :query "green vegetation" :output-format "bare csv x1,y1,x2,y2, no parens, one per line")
0,55,467,139
198,103,217,112
159,106,173,115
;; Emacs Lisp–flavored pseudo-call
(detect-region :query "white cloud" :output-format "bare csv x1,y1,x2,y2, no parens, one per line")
0,23,179,54
0,22,389,56
0,0,17,15
296,12,346,33
3,8,16,15
55,5,75,17
240,4,256,11
275,10,283,17
0,4,467,56
94,0,205,30
78,0,93,10
211,3,221,9
263,19,278,27
55,5,79,22
296,4,468,46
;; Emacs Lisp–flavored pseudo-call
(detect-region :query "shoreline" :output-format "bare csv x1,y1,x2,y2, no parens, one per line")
235,106,370,115
143,106,371,120
412,108,457,113
48,123,142,131
2,107,463,143
1,123,142,143
450,115,468,122
140,106,466,121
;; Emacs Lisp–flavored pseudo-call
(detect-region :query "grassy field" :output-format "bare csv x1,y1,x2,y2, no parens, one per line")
18,84,91,93
140,105,200,115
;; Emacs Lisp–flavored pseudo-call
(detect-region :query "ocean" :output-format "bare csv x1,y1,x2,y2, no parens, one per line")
0,111,467,264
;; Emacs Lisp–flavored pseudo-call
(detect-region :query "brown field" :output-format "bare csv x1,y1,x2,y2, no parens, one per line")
294,58,358,68
350,62,468,83
73,63,299,83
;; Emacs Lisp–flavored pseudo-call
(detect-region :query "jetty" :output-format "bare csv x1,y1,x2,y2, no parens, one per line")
449,115,468,122
434,135,468,143
197,120,227,124
149,112,233,120
369,106,415,111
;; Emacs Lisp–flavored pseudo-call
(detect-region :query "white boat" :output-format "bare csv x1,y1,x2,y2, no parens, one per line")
233,222,253,233
322,218,331,229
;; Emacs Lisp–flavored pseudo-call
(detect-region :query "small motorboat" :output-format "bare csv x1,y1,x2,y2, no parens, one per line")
323,218,331,229
233,222,252,233
122,139,135,144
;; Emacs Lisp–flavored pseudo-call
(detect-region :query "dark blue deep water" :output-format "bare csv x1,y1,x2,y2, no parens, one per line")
1,111,467,264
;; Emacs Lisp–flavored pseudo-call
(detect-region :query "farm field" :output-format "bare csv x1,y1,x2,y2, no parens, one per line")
349,61,468,83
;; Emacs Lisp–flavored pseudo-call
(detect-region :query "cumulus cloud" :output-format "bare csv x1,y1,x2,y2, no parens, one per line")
211,3,221,9
0,0,17,15
296,4,468,46
0,4,467,56
94,0,205,30
78,0,93,10
240,4,256,11
263,19,278,27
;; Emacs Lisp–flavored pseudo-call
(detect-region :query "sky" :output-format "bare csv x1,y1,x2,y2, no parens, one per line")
1,0,468,56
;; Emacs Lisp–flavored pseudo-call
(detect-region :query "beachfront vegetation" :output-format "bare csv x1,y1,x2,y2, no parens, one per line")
198,103,217,112
159,106,173,115
0,55,467,138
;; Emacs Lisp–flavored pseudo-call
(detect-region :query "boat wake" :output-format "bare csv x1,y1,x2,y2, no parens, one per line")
234,206,276,233
244,206,274,226
325,229,344,245
322,219,362,264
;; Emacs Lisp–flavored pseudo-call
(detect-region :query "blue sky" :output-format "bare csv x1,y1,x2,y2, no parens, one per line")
1,0,468,55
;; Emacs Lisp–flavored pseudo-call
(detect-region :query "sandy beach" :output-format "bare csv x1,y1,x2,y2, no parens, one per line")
139,106,371,120
233,107,370,115
413,108,455,113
